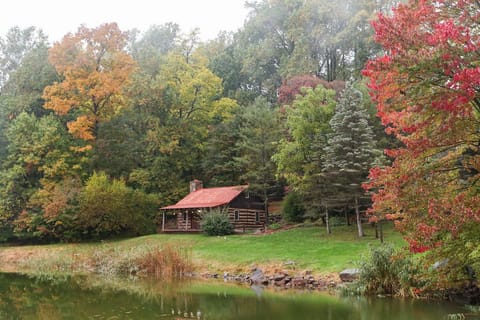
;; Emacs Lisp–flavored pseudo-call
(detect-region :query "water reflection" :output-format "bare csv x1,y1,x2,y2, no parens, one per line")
0,273,473,320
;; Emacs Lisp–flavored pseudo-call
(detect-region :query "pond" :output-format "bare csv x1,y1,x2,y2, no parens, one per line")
0,273,476,320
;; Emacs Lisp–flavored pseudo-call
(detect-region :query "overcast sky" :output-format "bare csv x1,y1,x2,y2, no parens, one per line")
0,0,250,42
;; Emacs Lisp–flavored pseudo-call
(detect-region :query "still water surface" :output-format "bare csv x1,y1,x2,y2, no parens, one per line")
0,273,475,320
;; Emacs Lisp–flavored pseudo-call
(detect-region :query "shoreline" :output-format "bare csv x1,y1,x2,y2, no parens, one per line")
199,268,342,292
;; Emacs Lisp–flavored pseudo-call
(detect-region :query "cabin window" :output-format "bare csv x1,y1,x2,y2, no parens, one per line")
234,210,239,221
255,212,260,222
183,212,187,222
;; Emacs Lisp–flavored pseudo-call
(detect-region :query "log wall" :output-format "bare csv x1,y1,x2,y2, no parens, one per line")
175,211,201,230
228,208,266,230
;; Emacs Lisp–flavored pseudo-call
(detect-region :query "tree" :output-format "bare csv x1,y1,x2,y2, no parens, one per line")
278,75,346,105
0,28,55,164
273,86,336,210
19,177,82,241
323,82,379,237
0,45,56,117
236,98,282,214
42,23,136,144
363,0,480,269
0,26,48,89
0,113,81,239
282,191,306,223
204,32,245,100
131,23,180,77
125,49,238,202
201,114,243,186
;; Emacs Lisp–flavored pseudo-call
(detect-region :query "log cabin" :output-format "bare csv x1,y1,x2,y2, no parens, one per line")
160,180,266,233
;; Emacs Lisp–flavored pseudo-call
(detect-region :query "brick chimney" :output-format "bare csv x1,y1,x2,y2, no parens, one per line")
189,179,203,193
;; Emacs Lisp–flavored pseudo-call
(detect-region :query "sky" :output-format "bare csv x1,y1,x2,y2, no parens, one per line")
0,0,250,42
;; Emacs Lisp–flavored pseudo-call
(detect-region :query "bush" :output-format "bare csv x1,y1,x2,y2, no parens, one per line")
358,244,417,296
282,192,305,223
77,172,158,238
201,210,234,236
328,215,347,227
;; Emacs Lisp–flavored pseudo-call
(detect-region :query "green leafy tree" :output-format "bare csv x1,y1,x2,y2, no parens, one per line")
281,191,306,223
126,50,237,202
323,82,379,237
273,85,336,212
92,110,144,179
0,26,48,89
205,33,245,101
0,28,55,164
201,114,243,186
131,23,180,77
235,98,282,214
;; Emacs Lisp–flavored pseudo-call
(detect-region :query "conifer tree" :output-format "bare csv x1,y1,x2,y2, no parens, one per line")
323,82,379,237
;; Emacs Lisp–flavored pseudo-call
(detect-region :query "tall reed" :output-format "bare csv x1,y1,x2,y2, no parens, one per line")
18,242,194,280
135,243,193,279
90,243,194,279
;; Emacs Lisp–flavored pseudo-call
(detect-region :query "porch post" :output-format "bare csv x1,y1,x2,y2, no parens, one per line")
162,211,165,232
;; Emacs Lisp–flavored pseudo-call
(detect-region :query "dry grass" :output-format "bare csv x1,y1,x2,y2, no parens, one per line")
0,242,194,280
135,243,193,279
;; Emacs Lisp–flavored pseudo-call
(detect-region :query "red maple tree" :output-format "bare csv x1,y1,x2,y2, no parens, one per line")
363,0,480,253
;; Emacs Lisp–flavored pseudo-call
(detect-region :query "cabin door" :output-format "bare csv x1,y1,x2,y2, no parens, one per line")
191,213,201,230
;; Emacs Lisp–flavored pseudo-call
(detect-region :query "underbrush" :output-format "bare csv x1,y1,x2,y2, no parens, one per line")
357,244,419,297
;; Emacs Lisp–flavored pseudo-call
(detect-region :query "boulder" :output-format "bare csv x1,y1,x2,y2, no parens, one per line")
250,268,268,285
292,277,307,287
339,268,360,282
273,273,287,281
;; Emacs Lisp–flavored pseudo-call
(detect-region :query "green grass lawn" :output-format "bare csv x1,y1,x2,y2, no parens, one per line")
119,222,405,273
0,223,406,275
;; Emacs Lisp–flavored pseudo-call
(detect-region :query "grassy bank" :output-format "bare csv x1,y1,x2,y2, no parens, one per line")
0,223,405,277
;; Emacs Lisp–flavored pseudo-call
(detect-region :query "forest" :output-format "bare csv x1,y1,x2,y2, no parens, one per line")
0,0,478,279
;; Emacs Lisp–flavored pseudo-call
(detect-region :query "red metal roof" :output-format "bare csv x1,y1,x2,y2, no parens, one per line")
161,185,248,210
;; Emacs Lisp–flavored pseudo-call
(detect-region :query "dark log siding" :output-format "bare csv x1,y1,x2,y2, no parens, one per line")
175,211,201,230
229,192,265,210
228,208,266,230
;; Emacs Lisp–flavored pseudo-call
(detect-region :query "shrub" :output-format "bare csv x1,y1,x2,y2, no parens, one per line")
268,222,282,230
201,210,234,236
281,192,305,223
358,244,417,296
77,172,158,238
328,215,347,227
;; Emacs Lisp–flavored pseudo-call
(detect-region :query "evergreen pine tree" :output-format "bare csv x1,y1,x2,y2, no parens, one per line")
323,82,379,237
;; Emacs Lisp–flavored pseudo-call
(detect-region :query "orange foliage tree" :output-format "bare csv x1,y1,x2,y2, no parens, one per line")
43,23,136,144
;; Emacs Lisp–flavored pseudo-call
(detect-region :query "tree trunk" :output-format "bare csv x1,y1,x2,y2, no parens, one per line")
355,193,364,237
325,204,331,234
263,188,269,231
344,205,350,226
379,221,384,243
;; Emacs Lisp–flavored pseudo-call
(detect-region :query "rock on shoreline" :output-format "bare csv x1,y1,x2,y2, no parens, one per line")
199,268,342,291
